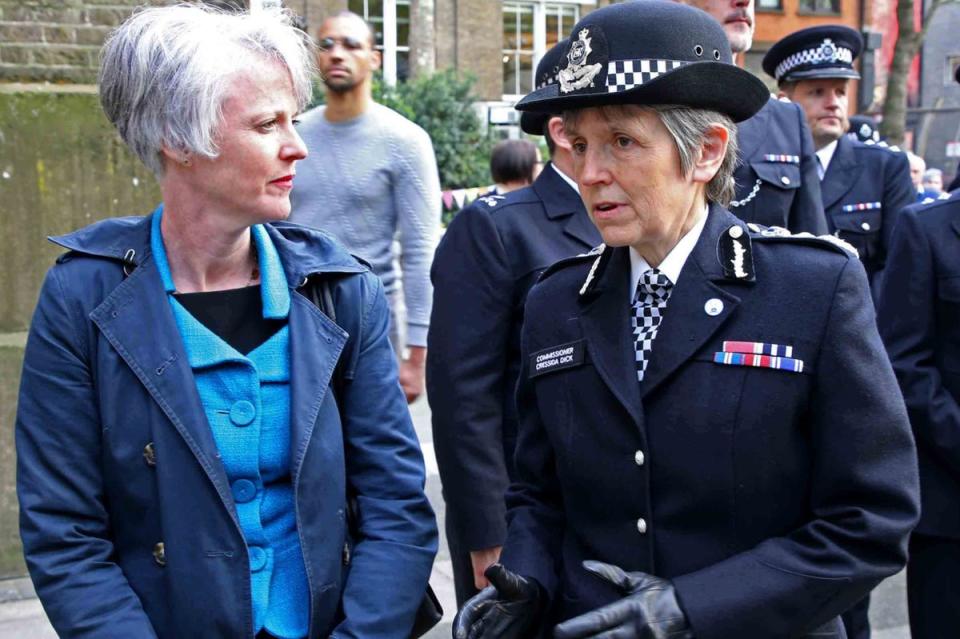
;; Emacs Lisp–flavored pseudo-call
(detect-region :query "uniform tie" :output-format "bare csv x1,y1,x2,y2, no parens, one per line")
816,156,825,180
632,269,673,382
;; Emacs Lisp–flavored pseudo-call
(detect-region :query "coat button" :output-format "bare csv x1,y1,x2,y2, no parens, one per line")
231,479,257,504
143,442,156,467
634,450,645,466
636,518,647,534
860,222,871,231
229,400,256,426
780,175,791,186
249,546,267,571
153,542,166,567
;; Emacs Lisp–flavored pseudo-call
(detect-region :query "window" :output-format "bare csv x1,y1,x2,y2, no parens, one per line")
349,0,411,84
947,55,960,85
502,1,580,99
798,0,840,14
756,0,782,12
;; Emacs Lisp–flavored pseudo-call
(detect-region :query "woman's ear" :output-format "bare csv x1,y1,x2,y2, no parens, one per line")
160,146,191,168
691,123,729,185
547,116,572,151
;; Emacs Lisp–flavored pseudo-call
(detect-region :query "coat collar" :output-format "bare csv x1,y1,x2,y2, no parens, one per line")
48,208,368,286
736,96,773,163
533,162,601,249
577,204,746,422
820,135,862,210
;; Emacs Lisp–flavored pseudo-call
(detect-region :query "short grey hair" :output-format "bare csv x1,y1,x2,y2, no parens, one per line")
562,104,739,206
99,4,316,176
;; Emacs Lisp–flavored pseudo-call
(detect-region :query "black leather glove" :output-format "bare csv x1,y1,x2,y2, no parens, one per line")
452,563,543,639
553,561,693,639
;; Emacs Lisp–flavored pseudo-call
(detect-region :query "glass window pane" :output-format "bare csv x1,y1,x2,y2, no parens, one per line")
397,50,410,82
503,52,518,95
546,10,559,48
519,7,534,51
397,19,409,48
503,7,518,50
368,0,383,18
519,53,534,93
348,0,365,16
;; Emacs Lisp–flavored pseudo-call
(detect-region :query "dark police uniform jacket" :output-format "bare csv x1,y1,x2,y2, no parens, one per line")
821,136,914,291
878,190,960,541
499,205,919,639
427,164,600,551
730,97,827,235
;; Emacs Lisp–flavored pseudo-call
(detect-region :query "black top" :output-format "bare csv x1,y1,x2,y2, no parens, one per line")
175,285,284,355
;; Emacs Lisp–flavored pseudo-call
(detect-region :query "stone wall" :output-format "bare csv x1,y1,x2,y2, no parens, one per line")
0,86,161,577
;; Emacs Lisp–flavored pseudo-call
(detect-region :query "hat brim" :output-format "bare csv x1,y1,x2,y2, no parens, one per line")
781,67,860,83
515,61,769,123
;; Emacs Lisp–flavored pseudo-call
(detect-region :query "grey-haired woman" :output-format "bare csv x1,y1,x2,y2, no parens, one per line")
16,6,436,638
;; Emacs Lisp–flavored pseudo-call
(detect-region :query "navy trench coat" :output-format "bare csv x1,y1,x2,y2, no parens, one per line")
16,215,437,638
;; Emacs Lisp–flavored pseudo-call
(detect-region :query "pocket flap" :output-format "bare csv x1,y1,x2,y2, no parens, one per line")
750,161,801,190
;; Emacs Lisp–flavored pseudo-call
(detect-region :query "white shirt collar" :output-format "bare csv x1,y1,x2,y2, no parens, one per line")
816,139,839,174
551,163,580,194
629,204,708,301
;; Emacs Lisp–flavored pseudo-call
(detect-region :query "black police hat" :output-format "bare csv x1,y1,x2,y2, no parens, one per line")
762,25,862,85
514,1,769,123
519,39,569,135
847,114,878,142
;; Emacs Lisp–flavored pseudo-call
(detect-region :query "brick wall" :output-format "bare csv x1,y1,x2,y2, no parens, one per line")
0,1,254,83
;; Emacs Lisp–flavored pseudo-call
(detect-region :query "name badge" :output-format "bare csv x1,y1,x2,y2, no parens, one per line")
530,340,585,378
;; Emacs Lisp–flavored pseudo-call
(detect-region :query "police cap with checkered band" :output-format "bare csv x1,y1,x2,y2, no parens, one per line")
514,1,769,123
519,39,569,135
762,25,863,85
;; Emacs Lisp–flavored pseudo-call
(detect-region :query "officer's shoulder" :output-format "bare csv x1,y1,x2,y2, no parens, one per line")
456,186,542,219
912,189,960,217
854,137,906,159
537,244,605,285
746,223,858,262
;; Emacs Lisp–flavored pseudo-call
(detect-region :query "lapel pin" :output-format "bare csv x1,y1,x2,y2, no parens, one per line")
704,298,724,316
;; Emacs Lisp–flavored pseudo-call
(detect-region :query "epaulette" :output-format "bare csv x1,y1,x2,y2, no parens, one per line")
536,243,605,287
920,191,952,205
861,139,903,154
475,194,507,209
746,222,858,258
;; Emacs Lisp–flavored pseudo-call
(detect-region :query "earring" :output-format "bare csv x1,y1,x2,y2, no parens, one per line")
182,156,191,167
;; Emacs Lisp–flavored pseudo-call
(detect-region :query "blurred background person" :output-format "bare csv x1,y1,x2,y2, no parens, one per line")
488,139,542,194
15,6,436,638
909,151,928,201
290,11,441,404
923,168,944,198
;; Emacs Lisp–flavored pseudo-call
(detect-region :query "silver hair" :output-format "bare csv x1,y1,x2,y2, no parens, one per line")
563,104,739,206
98,4,316,176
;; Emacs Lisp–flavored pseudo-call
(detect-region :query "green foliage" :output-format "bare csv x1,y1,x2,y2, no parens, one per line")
308,70,493,189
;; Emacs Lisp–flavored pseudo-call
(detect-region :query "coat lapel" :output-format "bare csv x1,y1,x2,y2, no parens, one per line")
735,97,771,166
579,247,644,424
90,254,238,516
534,164,600,250
287,292,347,481
639,207,745,399
820,136,862,211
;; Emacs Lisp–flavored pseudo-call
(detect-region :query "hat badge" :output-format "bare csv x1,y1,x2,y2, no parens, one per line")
818,38,839,63
559,28,603,94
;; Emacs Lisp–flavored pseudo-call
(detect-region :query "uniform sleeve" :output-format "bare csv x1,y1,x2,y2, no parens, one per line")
497,305,565,601
334,274,439,638
878,208,960,478
427,206,514,550
789,103,828,235
874,152,916,289
394,126,442,347
672,257,920,639
16,267,158,639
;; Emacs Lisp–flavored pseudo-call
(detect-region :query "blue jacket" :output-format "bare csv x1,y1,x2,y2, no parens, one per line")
16,215,438,639
501,205,919,638
878,191,960,540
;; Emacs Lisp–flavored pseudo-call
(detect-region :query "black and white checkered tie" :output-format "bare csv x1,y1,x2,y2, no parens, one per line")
632,269,673,382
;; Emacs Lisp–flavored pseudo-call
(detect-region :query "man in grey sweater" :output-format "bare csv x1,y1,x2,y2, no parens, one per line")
291,11,441,402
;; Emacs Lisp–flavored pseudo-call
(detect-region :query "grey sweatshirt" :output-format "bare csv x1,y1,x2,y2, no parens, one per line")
289,103,441,347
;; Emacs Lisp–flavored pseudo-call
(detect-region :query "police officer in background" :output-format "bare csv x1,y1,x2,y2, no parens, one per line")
679,0,827,235
764,26,914,297
876,67,960,639
427,41,601,607
454,3,919,638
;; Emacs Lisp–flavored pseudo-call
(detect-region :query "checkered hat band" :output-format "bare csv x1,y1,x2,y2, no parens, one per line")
775,45,854,81
537,73,558,89
606,58,689,93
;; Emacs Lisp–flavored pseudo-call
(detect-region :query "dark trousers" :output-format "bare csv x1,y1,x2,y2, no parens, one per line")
445,507,482,607
908,532,960,639
840,594,870,639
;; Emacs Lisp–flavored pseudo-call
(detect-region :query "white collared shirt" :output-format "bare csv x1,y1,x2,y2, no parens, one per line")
816,139,839,175
551,163,580,194
628,205,708,302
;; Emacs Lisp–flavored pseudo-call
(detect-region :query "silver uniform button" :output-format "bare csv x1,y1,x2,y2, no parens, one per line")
704,298,724,316
861,222,871,231
636,518,648,534
728,225,743,239
780,175,791,186
634,450,645,466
